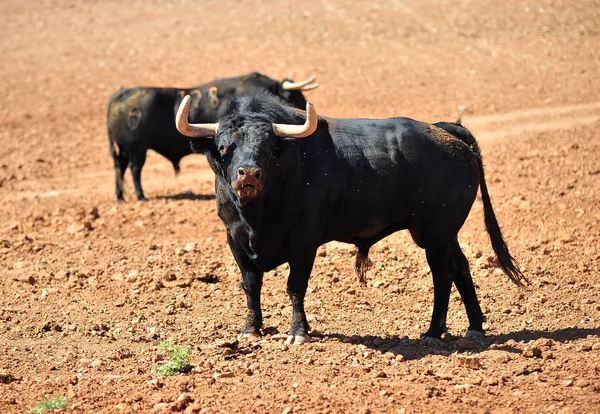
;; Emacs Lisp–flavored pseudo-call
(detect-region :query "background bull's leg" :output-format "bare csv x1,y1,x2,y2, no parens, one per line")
285,250,316,345
227,233,264,339
423,244,454,340
114,148,129,202
452,240,486,338
129,149,148,201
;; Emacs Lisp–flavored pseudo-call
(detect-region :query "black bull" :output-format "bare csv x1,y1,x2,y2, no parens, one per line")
107,72,317,201
177,92,527,344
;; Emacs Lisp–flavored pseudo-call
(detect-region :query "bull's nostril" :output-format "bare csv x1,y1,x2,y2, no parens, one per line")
238,168,246,176
254,170,262,179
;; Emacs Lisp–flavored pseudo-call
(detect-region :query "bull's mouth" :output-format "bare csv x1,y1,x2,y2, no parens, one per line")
233,180,263,206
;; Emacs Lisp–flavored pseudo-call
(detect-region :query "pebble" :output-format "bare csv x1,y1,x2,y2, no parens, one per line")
172,393,192,411
523,346,543,358
125,270,138,283
153,402,170,413
213,372,234,379
456,355,482,369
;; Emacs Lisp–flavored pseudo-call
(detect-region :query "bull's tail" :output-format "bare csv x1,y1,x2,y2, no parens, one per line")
107,96,125,195
108,132,125,190
434,120,528,287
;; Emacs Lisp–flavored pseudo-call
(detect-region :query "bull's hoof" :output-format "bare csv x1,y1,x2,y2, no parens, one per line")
465,329,485,339
237,332,260,341
420,336,444,346
138,197,148,202
284,334,311,345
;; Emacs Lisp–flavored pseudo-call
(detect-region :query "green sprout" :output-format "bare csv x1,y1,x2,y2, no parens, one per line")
27,396,68,413
152,341,192,376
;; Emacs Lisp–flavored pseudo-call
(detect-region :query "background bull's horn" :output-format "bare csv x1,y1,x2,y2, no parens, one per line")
176,95,219,138
272,101,318,139
282,76,319,91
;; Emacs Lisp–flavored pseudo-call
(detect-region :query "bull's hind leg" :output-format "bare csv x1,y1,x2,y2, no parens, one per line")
422,243,455,340
285,249,317,345
129,149,148,202
113,146,129,202
452,240,486,338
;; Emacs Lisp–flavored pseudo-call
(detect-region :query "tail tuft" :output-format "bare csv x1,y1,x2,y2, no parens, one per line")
355,249,372,287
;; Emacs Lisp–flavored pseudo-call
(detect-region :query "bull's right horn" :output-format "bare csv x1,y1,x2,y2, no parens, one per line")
282,76,319,91
272,101,318,139
176,95,219,138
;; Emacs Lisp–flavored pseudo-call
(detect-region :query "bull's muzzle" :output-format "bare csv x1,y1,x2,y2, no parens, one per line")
233,167,264,205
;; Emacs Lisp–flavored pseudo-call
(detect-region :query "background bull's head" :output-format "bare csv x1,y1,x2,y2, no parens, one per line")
176,94,318,207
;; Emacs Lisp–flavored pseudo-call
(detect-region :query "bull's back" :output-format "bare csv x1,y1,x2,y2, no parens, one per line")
310,117,479,240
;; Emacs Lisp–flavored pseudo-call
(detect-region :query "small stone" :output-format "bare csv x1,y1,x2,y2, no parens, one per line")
153,402,170,413
562,380,574,387
184,243,196,252
184,403,203,414
456,355,482,369
90,359,102,368
213,372,234,379
486,377,499,386
172,393,192,411
523,346,543,358
125,270,138,283
55,270,69,280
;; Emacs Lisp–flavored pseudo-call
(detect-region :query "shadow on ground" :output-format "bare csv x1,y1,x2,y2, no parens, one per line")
156,192,215,201
320,327,600,360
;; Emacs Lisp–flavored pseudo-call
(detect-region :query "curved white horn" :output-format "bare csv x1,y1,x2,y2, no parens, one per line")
272,101,318,139
298,82,319,91
176,95,218,138
282,76,318,91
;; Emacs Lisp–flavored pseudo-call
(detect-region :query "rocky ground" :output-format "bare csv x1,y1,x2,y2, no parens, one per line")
1,0,599,413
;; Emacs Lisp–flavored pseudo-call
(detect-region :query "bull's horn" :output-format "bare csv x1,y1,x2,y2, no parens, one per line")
272,101,318,139
176,95,218,138
297,82,319,91
282,76,318,91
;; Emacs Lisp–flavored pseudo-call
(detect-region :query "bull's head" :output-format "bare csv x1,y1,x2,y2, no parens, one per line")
176,95,318,206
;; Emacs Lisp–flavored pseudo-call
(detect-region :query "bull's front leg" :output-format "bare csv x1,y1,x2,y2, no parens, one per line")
285,249,317,345
227,234,263,339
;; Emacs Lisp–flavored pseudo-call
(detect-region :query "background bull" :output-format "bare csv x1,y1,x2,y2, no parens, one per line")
175,92,528,345
107,72,318,201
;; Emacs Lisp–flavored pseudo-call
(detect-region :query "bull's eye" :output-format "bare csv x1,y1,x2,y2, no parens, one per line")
218,144,227,156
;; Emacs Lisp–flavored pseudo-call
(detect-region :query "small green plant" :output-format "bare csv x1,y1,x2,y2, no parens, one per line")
152,341,192,376
27,396,68,413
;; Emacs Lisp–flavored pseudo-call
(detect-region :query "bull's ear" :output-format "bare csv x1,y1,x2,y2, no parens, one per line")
189,137,216,154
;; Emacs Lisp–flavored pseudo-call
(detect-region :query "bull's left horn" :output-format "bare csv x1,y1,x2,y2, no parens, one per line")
272,101,318,139
176,95,219,138
282,76,319,91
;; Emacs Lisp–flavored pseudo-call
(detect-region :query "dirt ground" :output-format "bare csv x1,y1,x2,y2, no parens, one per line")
1,0,600,412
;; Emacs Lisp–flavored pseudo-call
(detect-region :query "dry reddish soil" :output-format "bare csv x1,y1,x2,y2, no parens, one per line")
1,0,600,413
